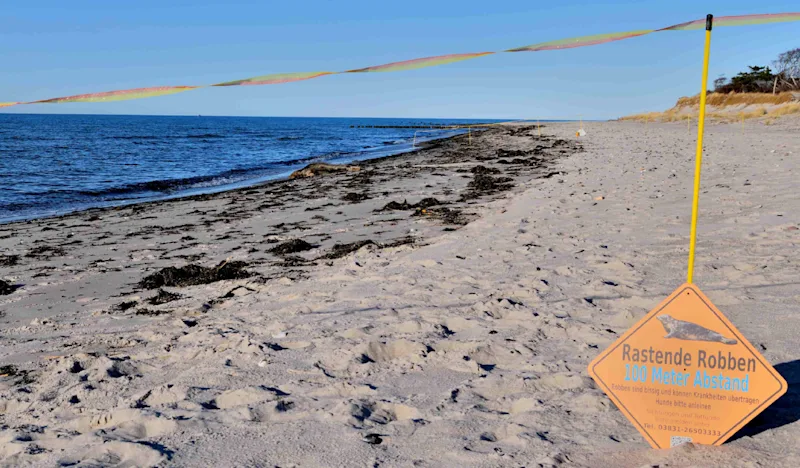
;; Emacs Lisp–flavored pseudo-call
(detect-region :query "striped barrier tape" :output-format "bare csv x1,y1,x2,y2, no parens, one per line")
1,13,798,108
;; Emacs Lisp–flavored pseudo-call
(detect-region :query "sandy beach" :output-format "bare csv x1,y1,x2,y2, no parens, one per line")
1,120,799,467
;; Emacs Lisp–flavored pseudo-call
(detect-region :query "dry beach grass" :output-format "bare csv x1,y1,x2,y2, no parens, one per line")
620,92,800,124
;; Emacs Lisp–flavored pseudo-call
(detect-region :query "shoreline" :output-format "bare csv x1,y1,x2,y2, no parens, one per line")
0,122,575,327
0,127,477,226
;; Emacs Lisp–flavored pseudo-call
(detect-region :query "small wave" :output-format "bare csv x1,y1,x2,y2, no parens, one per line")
272,152,342,167
73,164,283,198
231,130,273,137
111,135,161,140
6,136,58,142
77,177,224,197
277,136,304,141
186,133,225,139
110,133,226,140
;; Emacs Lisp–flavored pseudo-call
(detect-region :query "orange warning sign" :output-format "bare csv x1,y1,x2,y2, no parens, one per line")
588,284,787,449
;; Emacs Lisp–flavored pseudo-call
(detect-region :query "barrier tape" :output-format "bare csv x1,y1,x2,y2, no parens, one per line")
2,13,798,108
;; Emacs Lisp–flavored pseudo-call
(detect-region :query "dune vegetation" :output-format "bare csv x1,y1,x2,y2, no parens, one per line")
621,48,800,124
620,93,799,123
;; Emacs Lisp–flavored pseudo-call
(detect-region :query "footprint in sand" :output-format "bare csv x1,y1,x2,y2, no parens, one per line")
74,408,176,438
213,386,284,409
58,441,166,467
247,399,306,423
362,339,427,363
337,400,421,428
135,384,189,407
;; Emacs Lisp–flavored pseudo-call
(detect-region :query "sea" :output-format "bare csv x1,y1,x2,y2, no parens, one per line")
0,114,506,223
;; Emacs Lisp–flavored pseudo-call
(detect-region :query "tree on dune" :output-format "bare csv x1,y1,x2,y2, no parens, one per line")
714,48,800,94
772,48,800,91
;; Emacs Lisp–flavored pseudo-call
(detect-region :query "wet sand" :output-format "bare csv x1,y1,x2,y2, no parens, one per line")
1,120,799,466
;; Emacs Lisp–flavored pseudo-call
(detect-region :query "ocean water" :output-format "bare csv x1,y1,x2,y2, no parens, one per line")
0,114,502,222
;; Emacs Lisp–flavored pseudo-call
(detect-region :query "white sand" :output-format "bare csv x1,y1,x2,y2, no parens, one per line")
1,119,798,467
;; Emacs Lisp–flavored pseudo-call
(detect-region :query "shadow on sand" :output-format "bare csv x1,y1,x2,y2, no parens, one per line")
730,359,799,441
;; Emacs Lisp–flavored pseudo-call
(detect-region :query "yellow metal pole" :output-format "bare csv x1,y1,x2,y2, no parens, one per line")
687,14,713,284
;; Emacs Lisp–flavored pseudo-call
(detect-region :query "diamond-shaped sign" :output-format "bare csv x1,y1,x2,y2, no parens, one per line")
588,283,787,448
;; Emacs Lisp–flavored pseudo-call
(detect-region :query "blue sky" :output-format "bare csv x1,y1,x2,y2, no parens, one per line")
1,1,798,119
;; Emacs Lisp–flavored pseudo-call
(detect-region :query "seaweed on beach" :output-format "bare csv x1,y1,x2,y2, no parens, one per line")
470,165,501,175
497,149,531,158
268,239,316,255
0,364,34,385
135,308,172,316
320,240,376,259
0,255,19,266
378,200,414,211
318,237,417,260
0,255,20,267
273,255,317,267
460,173,515,201
376,197,442,212
540,171,562,179
408,197,442,209
413,207,471,225
25,246,67,259
114,300,138,312
507,126,540,137
497,158,531,165
1,279,20,295
148,289,183,305
342,192,371,203
138,260,252,289
381,236,416,248
345,169,376,189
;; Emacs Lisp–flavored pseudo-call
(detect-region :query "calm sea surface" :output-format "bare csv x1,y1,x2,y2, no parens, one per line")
0,115,503,222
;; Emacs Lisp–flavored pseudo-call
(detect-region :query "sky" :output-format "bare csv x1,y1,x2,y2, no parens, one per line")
1,0,798,119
